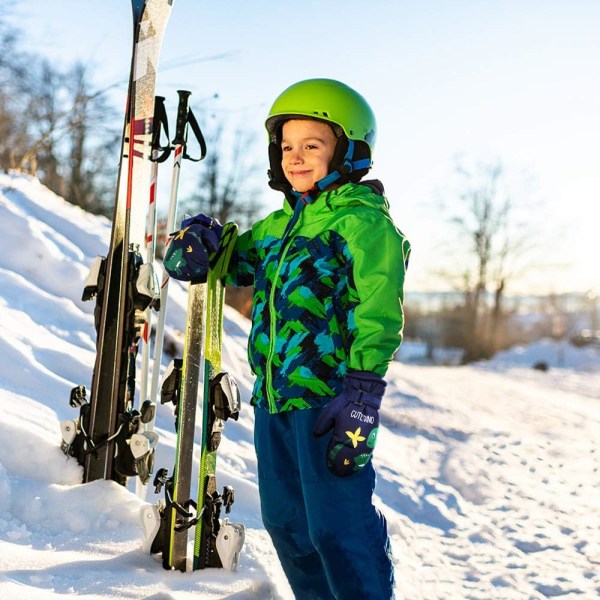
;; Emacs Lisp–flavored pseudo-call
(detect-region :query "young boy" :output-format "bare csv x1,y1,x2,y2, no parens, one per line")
165,78,410,599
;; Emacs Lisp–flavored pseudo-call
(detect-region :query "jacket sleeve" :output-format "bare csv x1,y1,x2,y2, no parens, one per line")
225,227,256,287
341,211,411,377
225,208,289,287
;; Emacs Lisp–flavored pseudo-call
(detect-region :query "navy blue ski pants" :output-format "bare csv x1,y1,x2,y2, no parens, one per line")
254,406,395,599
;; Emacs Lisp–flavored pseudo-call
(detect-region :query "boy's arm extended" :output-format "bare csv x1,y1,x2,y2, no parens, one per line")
343,215,411,376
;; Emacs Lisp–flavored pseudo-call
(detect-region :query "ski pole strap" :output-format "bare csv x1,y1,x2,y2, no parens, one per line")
151,95,171,163
183,108,207,162
171,89,207,162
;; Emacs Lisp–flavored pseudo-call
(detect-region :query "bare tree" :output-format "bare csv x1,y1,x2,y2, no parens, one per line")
63,62,120,214
0,7,119,213
441,159,535,361
0,12,34,171
16,59,119,215
182,120,264,228
22,60,67,187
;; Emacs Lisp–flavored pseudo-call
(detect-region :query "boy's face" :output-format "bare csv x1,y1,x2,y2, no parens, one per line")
280,119,338,193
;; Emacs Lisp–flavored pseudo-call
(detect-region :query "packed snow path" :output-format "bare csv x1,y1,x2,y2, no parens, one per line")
381,360,600,599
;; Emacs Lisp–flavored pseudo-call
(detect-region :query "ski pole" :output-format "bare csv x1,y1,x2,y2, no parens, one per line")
139,96,171,412
134,96,171,498
148,90,206,424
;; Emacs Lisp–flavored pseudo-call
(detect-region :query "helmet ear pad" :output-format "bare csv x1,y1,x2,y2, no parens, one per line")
267,141,290,193
350,140,372,182
330,137,372,183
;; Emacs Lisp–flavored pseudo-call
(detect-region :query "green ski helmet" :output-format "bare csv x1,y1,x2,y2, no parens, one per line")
265,78,377,196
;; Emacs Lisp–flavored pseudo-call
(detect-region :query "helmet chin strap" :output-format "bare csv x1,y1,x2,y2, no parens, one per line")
318,140,371,189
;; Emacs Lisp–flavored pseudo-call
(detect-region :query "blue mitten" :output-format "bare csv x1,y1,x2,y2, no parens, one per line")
313,370,386,477
163,214,222,283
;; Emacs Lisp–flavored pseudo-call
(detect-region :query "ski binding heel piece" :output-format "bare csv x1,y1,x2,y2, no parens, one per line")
129,431,159,485
216,518,245,571
60,419,78,452
140,502,163,554
61,393,92,465
112,411,159,484
130,431,160,459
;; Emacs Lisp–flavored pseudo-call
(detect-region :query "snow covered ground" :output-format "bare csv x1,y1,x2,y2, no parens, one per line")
0,172,599,599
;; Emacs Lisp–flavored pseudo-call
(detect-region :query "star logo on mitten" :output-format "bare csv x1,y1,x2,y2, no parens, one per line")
174,226,190,240
346,427,366,448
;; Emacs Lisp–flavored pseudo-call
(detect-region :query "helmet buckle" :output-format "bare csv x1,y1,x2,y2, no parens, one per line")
339,159,354,176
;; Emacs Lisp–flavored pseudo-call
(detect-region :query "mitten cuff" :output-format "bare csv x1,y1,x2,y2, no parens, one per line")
181,213,223,239
344,370,386,407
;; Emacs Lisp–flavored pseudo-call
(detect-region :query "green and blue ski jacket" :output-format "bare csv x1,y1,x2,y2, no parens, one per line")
226,180,411,414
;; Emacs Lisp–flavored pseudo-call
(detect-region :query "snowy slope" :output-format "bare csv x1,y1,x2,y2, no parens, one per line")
0,172,599,599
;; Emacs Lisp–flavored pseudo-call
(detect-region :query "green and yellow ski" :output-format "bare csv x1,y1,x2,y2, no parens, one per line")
144,222,244,572
193,223,244,570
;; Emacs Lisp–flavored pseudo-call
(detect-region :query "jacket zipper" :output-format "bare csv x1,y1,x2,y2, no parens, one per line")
264,200,306,412
264,239,294,412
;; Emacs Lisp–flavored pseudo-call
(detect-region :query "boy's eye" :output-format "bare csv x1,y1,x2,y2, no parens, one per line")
281,142,321,152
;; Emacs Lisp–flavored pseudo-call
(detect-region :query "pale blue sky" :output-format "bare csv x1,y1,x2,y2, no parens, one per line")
11,0,600,295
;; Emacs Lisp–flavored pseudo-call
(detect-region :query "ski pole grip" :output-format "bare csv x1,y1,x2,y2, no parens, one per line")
151,96,171,163
173,90,192,146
